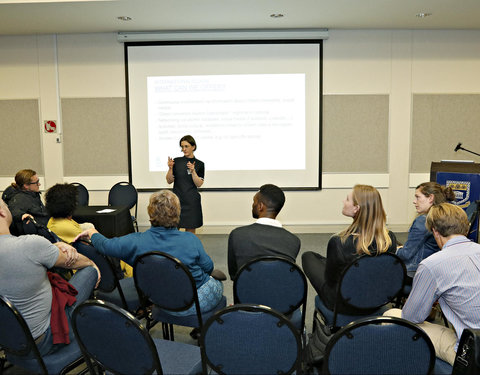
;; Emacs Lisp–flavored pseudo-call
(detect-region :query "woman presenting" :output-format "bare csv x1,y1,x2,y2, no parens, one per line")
166,135,204,233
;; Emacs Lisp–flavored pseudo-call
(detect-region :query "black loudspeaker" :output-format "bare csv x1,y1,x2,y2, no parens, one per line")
453,329,480,375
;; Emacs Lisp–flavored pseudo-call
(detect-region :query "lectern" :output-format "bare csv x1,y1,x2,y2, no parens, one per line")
430,161,480,242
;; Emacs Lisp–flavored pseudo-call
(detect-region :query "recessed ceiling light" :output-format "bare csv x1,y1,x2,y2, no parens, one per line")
416,13,432,18
117,16,132,21
270,14,284,18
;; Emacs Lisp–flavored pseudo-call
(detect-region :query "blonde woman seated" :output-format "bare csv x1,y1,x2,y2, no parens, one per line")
75,190,224,315
302,184,397,314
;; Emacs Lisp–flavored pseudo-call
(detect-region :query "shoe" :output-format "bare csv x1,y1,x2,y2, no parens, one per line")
189,327,200,340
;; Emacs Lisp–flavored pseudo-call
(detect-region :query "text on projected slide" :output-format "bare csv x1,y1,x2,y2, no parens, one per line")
147,74,306,172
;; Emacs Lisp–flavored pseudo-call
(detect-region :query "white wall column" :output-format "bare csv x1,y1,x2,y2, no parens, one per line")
387,30,413,227
36,34,64,187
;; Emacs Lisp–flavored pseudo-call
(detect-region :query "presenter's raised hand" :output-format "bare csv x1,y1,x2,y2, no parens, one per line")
187,161,196,173
167,156,175,169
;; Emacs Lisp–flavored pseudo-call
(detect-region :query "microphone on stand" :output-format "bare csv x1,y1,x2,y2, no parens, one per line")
453,142,480,157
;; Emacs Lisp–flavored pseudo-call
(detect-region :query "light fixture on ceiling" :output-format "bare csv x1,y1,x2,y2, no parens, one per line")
416,12,432,18
117,16,132,21
270,14,284,18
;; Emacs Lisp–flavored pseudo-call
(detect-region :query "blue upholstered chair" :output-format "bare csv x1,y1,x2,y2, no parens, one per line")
0,295,84,375
71,182,89,206
73,241,141,314
324,316,436,375
233,255,307,332
72,299,202,375
108,181,138,231
134,251,227,340
201,304,302,375
315,252,406,332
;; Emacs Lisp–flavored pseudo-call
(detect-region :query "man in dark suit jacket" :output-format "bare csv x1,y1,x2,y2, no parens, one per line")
227,184,301,279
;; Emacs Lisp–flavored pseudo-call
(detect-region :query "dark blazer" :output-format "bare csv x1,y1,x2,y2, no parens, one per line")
228,222,301,279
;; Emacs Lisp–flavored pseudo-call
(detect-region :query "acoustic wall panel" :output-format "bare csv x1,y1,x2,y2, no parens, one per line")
61,97,128,176
323,94,389,173
0,99,43,176
411,94,480,173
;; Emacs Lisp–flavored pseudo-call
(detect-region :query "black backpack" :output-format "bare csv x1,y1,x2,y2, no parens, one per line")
453,329,480,375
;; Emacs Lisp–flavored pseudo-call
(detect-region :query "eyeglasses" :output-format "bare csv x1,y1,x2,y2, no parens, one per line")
28,180,40,185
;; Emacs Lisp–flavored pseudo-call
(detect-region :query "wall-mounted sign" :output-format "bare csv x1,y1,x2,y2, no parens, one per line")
44,120,57,133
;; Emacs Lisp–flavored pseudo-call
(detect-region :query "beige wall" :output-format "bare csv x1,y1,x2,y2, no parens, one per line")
1,30,480,233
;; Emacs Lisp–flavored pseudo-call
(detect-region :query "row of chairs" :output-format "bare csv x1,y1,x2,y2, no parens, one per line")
72,181,138,231
75,240,307,340
3,292,480,375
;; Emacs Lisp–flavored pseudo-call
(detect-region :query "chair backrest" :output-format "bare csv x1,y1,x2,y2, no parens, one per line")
108,181,138,211
22,217,62,243
233,256,307,330
334,253,406,320
71,182,89,206
453,328,480,375
0,295,48,373
324,316,435,375
134,251,202,319
72,300,162,375
72,241,124,297
201,304,302,375
466,200,480,243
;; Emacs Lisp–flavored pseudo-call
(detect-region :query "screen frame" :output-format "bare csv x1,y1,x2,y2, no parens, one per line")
124,38,323,192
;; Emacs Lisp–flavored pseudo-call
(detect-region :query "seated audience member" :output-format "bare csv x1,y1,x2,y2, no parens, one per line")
46,183,131,278
3,169,49,234
45,183,94,243
75,189,224,315
302,184,397,314
0,198,100,356
227,184,301,279
384,203,480,365
396,182,455,274
46,183,132,278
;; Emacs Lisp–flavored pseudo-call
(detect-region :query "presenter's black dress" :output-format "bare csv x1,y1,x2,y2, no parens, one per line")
172,156,204,229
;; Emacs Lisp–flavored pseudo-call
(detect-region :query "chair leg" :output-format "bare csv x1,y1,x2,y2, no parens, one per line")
169,323,175,341
162,322,170,340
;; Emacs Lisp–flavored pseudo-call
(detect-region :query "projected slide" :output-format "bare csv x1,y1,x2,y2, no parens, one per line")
126,41,321,190
147,74,305,172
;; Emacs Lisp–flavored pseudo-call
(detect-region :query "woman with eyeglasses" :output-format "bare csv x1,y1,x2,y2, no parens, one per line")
2,169,49,233
166,135,204,234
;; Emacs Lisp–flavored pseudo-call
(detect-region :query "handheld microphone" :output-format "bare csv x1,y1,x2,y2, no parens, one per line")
454,142,462,152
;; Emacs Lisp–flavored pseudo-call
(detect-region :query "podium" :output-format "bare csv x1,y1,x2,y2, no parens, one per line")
430,162,480,242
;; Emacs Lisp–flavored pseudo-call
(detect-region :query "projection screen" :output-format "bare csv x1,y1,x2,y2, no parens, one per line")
125,39,322,190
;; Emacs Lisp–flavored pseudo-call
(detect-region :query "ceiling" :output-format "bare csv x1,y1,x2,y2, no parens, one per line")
1,0,480,36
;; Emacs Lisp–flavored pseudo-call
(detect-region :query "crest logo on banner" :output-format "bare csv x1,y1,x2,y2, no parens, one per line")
446,180,471,208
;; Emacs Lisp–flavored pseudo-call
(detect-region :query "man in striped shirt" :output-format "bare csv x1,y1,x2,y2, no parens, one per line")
385,203,480,365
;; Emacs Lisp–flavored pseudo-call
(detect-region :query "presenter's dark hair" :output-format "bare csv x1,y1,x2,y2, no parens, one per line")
258,184,285,215
179,135,197,151
45,183,78,218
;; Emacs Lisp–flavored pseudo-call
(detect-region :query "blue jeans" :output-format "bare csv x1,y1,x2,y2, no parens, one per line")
166,276,224,316
36,266,97,356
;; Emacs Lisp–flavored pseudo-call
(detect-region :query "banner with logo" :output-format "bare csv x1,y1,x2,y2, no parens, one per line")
436,172,480,242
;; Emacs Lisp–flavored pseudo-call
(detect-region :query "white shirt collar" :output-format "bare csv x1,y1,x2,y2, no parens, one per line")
255,217,283,228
